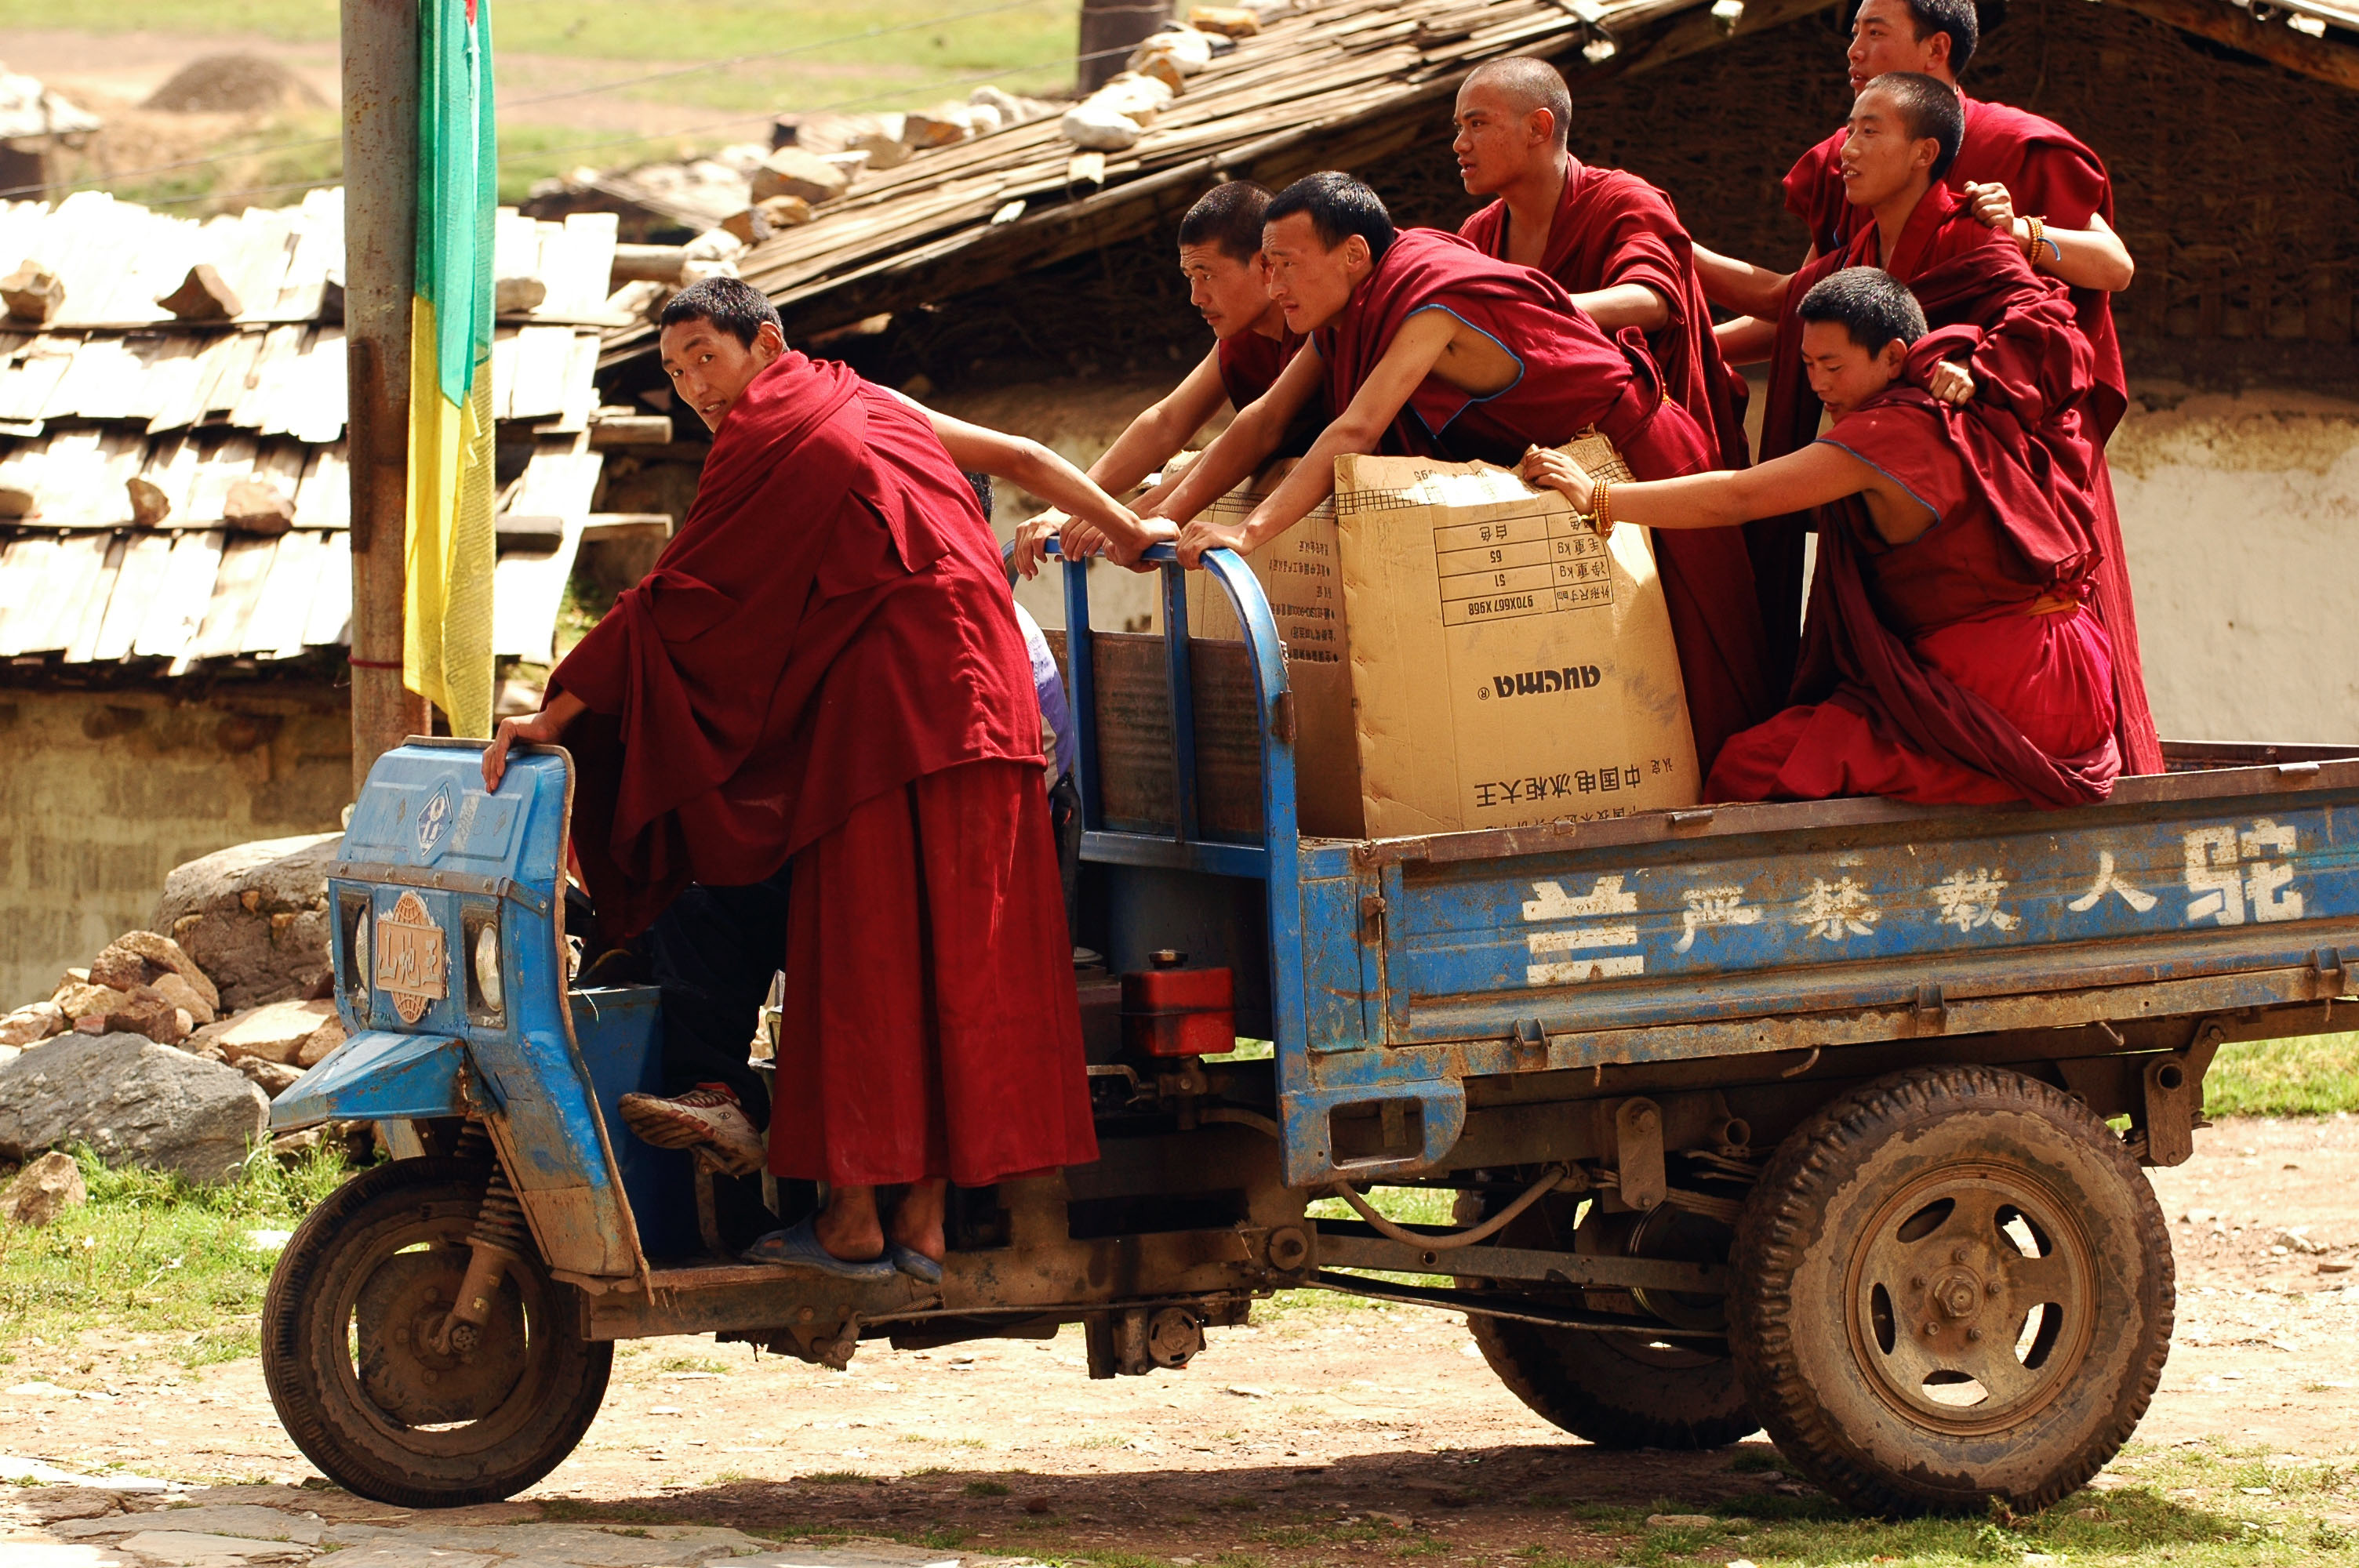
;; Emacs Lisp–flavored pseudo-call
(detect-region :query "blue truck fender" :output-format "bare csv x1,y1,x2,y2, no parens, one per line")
270,1029,474,1133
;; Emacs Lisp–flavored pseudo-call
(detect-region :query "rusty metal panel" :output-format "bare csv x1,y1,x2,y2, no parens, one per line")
1088,631,1267,839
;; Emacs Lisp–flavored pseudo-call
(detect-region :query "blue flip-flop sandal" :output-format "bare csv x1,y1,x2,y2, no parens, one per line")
888,1243,945,1285
742,1218,896,1280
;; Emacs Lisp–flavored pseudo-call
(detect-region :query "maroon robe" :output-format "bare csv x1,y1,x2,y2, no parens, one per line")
1707,381,2120,808
1459,160,1750,470
1217,322,1321,454
1783,96,2158,771
1216,324,1304,408
1319,227,1769,772
551,350,1097,1185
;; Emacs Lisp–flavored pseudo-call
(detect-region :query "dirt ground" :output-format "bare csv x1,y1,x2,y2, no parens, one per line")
2,1115,2354,1558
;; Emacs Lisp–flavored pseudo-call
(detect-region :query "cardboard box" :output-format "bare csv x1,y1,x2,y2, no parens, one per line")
1333,435,1699,839
1180,459,1365,839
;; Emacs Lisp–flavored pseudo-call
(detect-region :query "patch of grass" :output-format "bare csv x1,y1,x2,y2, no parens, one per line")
2206,1033,2359,1116
0,1143,355,1363
658,1354,729,1374
801,1471,875,1485
33,0,1086,214
964,1479,1012,1497
538,1498,683,1526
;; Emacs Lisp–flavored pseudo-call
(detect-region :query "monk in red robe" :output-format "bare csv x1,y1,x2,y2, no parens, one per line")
1524,267,2120,808
482,278,1113,1279
1454,58,1747,469
1067,174,1739,770
1695,0,2158,773
1450,56,1772,773
1012,181,1310,576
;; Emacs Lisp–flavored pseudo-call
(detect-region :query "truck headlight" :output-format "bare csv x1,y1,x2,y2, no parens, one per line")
472,924,503,1016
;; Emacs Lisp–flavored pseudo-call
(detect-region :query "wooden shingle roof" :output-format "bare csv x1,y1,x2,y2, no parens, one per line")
602,0,2359,362
0,191,632,676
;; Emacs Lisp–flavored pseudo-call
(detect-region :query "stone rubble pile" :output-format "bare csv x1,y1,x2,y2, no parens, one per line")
0,833,345,1187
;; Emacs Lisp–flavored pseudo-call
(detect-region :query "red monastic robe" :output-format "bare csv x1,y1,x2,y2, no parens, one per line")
1318,227,1768,772
1707,381,2121,808
551,351,1097,1185
1782,98,2159,771
1216,324,1304,409
1459,160,1750,470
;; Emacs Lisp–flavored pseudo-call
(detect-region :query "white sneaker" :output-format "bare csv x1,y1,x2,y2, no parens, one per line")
618,1087,765,1178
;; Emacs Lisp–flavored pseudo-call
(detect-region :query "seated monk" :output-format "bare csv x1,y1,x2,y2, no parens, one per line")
1452,56,1772,768
1067,172,1746,771
1522,267,2121,809
482,278,1128,1280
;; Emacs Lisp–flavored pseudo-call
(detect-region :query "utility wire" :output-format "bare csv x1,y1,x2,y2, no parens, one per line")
2,0,1067,201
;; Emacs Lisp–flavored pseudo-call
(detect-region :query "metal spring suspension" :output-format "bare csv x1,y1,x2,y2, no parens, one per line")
467,1165,531,1258
453,1120,494,1163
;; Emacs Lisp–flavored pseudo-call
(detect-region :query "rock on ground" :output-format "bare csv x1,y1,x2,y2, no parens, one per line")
88,932,220,1016
197,999,343,1067
0,1150,86,1226
0,1033,267,1184
153,834,340,1013
0,1002,64,1047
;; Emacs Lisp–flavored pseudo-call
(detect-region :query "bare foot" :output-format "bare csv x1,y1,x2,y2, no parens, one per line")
812,1186,886,1262
888,1178,950,1262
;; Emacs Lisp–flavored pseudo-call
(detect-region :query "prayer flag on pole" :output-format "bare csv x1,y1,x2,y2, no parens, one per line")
404,0,497,739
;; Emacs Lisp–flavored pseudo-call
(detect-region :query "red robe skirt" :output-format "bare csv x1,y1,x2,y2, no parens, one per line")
767,759,1099,1188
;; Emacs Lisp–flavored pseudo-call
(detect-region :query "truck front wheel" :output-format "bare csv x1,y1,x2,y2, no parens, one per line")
1730,1065,2172,1515
262,1156,613,1507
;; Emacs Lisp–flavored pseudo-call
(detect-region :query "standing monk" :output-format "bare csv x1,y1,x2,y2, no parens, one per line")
481,278,1113,1279
1452,56,1772,766
1694,0,2158,772
1524,267,2120,809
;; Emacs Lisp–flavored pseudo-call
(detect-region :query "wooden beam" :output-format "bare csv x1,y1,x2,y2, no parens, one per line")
2101,0,2359,90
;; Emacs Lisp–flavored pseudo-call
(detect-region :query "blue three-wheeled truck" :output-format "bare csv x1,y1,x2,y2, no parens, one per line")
264,544,2357,1516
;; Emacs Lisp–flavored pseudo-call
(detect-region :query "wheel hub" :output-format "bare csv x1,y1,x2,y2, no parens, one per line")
355,1249,531,1427
1846,1165,2097,1436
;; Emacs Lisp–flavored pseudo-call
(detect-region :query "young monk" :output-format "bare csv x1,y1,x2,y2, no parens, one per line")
1523,267,2121,808
1451,56,1772,763
1012,182,1310,576
1695,0,2157,771
1064,174,1757,773
481,278,1121,1279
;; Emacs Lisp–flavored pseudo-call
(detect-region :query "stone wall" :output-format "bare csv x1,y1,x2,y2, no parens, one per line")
0,681,350,1007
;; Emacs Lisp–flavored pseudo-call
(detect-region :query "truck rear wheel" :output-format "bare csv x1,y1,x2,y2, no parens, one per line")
1457,1191,1754,1450
263,1156,612,1507
1730,1065,2172,1515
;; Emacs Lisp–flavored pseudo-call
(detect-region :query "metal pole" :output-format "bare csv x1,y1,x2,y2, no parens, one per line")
343,0,427,794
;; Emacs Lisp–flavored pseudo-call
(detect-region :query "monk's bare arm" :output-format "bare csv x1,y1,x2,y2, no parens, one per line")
1569,282,1671,334
1963,184,2135,293
912,401,1143,555
1147,343,1325,526
1691,241,1805,318
1174,313,1457,567
1087,350,1233,496
1521,441,1904,532
1714,315,1779,367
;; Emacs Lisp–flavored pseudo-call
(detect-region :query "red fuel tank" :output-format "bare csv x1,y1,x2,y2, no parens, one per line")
1121,949,1235,1058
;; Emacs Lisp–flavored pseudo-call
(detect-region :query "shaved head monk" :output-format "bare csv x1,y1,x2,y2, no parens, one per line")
1452,56,1772,765
1012,181,1312,576
1695,0,2158,772
1524,267,2120,809
1079,172,1757,774
482,278,1119,1280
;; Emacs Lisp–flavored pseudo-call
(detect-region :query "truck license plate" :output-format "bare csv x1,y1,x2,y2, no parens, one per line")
375,891,449,1024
